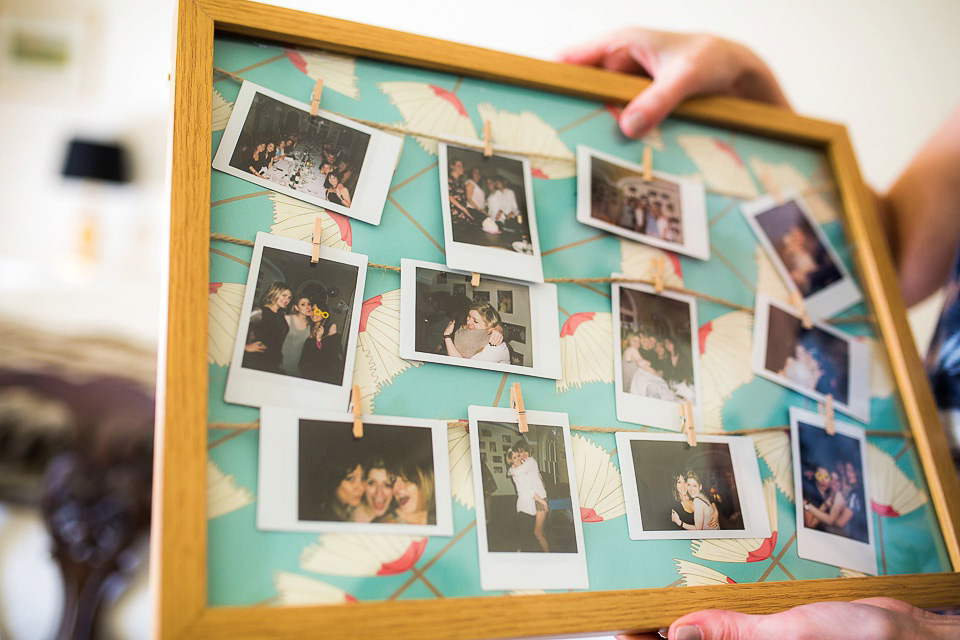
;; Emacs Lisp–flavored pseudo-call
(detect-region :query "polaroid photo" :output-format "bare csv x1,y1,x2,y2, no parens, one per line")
741,192,861,319
399,259,562,379
752,295,870,422
576,145,709,261
613,280,704,431
468,405,588,591
258,407,452,536
212,81,403,225
790,406,876,574
616,432,770,541
438,142,544,283
223,232,367,411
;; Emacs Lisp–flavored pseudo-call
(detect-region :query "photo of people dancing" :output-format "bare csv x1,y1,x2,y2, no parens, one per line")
298,420,437,526
228,91,369,206
476,422,579,554
619,287,695,402
590,156,683,243
240,246,358,384
445,145,534,254
798,422,868,543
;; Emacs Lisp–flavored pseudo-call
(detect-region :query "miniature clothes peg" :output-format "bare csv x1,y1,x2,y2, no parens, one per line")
510,382,528,433
482,120,493,157
311,217,323,263
641,146,653,183
310,78,324,116
351,385,363,438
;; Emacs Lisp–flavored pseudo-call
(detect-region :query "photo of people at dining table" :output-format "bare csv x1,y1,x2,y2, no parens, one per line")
226,90,370,207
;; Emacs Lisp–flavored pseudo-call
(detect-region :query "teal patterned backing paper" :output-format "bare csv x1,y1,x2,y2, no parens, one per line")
206,35,950,607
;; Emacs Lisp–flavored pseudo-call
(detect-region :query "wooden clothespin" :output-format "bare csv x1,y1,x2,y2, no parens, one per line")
679,400,696,446
311,217,323,263
641,146,653,183
789,289,813,330
762,168,783,205
471,272,481,287
482,120,493,157
652,255,666,293
821,394,836,436
351,385,364,438
510,382,528,433
310,78,324,116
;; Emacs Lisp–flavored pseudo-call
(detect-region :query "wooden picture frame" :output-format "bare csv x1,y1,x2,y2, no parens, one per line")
161,0,960,637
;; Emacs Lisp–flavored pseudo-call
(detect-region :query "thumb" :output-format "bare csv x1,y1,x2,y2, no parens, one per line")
667,609,759,640
618,54,701,138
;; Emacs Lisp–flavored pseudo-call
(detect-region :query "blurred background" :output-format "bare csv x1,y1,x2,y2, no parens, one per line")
0,0,958,637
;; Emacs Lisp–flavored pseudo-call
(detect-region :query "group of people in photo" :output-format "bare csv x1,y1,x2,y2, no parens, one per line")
620,323,694,400
447,154,532,250
242,281,344,384
801,458,867,542
773,222,842,297
311,449,436,526
614,179,683,243
767,307,849,404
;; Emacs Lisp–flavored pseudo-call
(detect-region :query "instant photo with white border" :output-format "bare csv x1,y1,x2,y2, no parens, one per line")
257,407,453,536
613,279,704,432
223,232,367,411
752,295,870,422
212,80,403,225
741,191,861,319
615,432,770,541
399,259,562,379
468,405,588,591
790,406,877,574
576,145,709,261
438,142,544,283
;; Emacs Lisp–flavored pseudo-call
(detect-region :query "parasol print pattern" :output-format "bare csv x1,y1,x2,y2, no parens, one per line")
866,337,895,399
448,422,474,510
571,434,625,522
838,568,869,579
378,81,478,154
475,102,575,180
691,478,778,563
699,311,754,433
207,459,254,519
269,193,353,250
754,246,791,304
212,89,234,132
208,282,246,367
273,571,357,605
753,430,794,502
619,240,684,287
300,533,428,577
352,289,420,413
674,559,736,586
283,48,360,100
556,312,614,393
867,444,928,517
676,134,759,200
749,158,840,224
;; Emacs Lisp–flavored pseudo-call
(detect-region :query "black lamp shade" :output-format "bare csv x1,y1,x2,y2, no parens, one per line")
61,139,129,183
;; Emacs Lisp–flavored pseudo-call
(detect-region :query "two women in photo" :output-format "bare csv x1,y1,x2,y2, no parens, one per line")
670,470,720,531
506,440,550,553
441,300,510,364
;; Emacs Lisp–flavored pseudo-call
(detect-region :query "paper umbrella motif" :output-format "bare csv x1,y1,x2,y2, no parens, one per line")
572,434,626,522
212,89,233,132
353,289,420,413
272,571,356,605
676,134,759,200
698,311,754,434
476,102,575,180
557,312,614,393
691,478,778,563
269,193,353,250
674,559,736,586
749,157,841,225
207,459,254,519
300,533,428,577
753,430,794,502
448,423,474,509
866,443,928,517
378,81,478,154
619,240,684,287
754,246,791,305
283,48,361,100
208,282,247,367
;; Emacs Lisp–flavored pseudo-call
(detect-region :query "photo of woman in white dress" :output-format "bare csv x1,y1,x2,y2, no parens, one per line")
507,441,550,553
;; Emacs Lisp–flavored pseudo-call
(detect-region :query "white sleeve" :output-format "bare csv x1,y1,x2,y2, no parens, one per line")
469,342,510,363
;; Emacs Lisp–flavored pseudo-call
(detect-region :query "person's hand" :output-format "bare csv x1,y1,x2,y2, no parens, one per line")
488,329,504,346
558,28,789,138
244,341,266,353
617,597,960,640
443,321,455,337
670,509,681,526
327,323,337,336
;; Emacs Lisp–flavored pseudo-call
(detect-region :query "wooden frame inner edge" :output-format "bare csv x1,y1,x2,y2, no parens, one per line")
159,0,960,637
